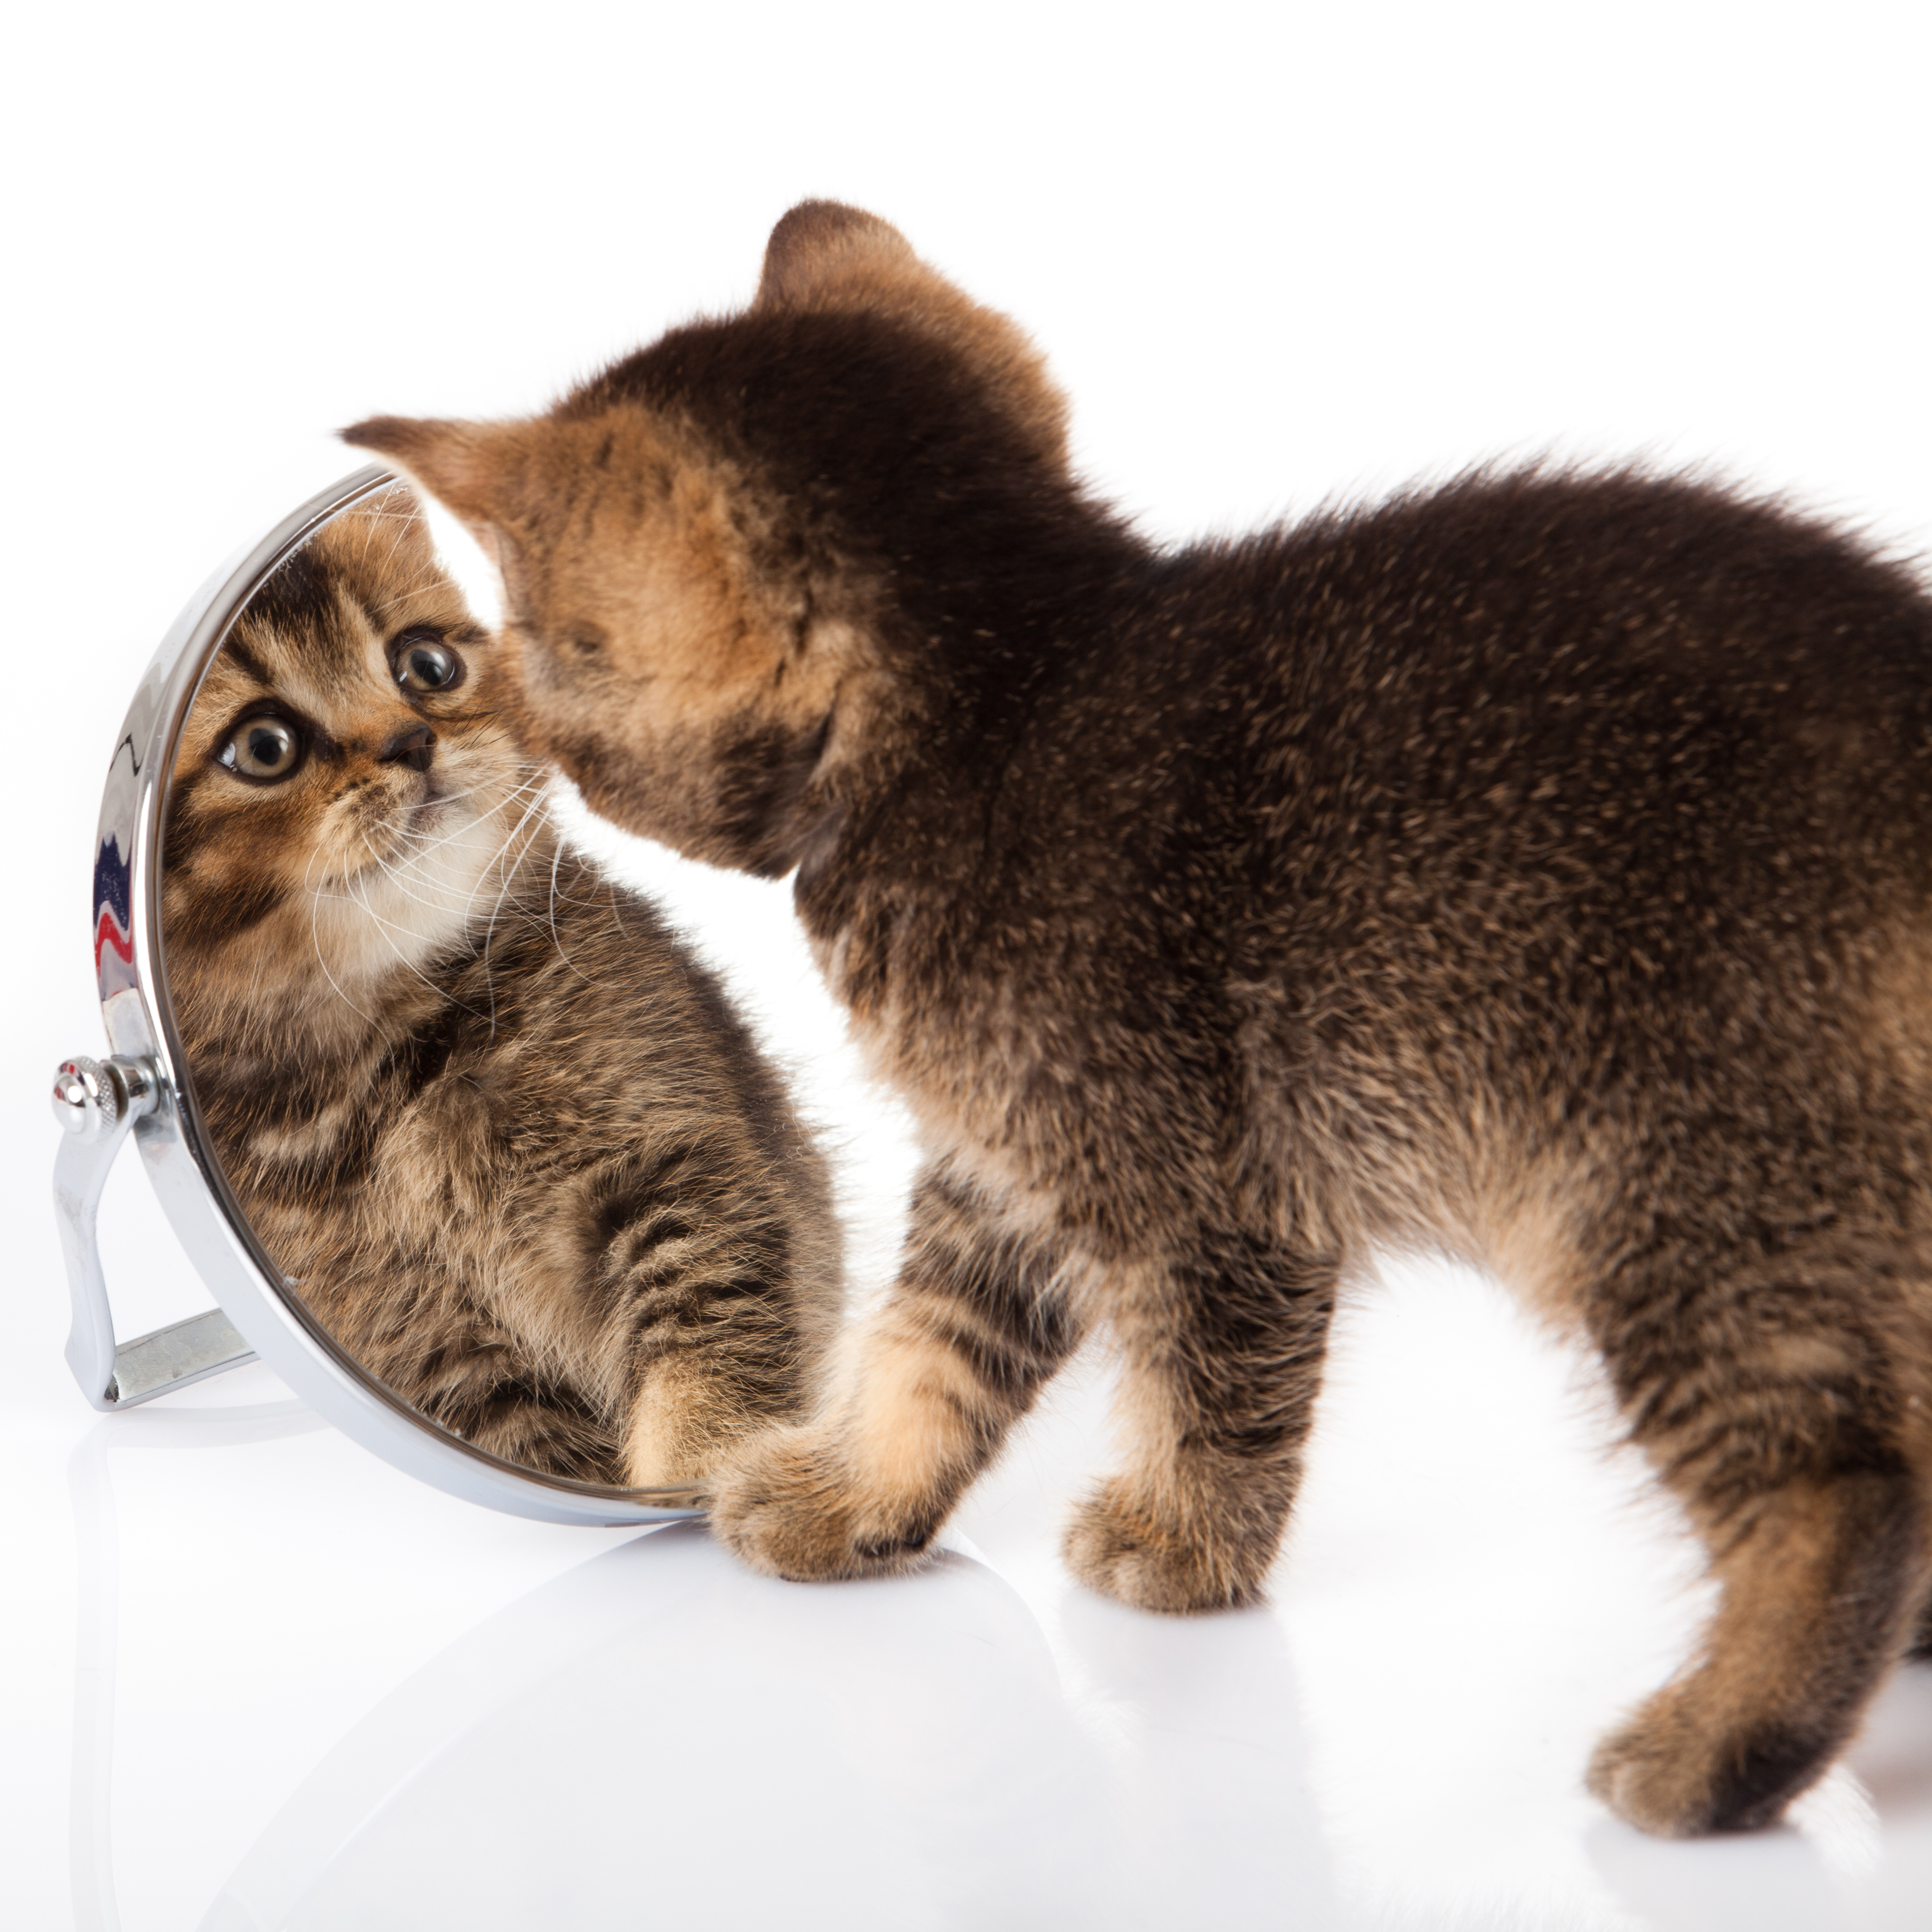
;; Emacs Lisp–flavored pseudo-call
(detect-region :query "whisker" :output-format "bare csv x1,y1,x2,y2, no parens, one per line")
303,845,381,1027
475,788,554,1039
546,834,600,987
359,772,553,889
346,862,489,1017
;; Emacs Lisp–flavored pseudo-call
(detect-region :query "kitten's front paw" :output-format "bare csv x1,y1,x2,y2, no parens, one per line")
1587,1682,1828,1837
707,1425,942,1584
1062,1476,1271,1614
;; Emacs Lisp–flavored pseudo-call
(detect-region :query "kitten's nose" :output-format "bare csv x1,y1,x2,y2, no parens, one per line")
379,725,437,774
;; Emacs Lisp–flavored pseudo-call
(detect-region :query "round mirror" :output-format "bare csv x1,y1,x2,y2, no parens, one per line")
52,468,845,1526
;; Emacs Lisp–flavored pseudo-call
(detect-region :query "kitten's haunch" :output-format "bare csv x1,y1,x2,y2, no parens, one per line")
348,203,1932,1836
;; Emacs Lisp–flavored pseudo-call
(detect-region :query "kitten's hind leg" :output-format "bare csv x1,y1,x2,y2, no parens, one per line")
1586,1238,1927,1835
1064,1232,1341,1614
708,1163,1082,1581
1908,1587,1932,1662
1588,1469,1922,1833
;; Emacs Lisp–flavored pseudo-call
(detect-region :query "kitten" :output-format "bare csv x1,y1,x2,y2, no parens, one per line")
346,203,1932,1835
162,489,842,1489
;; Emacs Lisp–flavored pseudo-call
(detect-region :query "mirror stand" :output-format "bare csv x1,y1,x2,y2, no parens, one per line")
52,1052,253,1410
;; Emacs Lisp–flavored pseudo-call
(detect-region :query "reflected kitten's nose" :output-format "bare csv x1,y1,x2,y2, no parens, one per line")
379,725,437,774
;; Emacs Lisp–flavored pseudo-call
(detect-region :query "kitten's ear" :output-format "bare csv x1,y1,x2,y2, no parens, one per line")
755,200,1072,468
338,416,528,552
755,201,918,309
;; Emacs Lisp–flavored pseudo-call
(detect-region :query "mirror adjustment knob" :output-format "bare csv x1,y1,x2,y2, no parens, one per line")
51,1057,114,1139
51,1055,155,1142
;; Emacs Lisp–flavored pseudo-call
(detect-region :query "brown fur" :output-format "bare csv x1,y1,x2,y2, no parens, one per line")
162,491,843,1487
347,203,1932,1832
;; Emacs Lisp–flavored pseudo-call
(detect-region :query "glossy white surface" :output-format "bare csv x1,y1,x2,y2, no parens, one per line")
20,1260,1932,1931
11,4,1932,1926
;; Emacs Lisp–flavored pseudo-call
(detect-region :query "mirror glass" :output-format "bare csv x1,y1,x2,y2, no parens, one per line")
155,484,844,1496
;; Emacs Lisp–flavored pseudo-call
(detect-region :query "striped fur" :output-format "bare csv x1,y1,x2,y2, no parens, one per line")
347,204,1932,1833
162,492,842,1486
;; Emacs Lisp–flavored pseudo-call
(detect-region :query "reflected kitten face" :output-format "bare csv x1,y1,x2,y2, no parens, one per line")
164,492,543,1018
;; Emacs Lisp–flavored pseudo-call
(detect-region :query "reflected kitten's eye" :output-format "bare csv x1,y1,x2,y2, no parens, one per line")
391,627,466,695
218,716,304,784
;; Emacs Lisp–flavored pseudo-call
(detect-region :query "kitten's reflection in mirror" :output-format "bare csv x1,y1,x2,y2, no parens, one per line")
160,489,842,1487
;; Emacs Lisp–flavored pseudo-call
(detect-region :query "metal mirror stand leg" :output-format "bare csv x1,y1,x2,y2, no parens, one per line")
52,1054,254,1409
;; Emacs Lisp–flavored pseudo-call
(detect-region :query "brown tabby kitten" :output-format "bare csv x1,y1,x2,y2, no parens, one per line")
346,204,1932,1835
162,490,842,1488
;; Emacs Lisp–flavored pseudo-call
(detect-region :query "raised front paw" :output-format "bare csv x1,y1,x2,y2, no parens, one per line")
706,1424,944,1584
1586,1680,1833,1837
1062,1475,1276,1615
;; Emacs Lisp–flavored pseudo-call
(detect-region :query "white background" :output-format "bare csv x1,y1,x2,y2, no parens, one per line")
6,4,1932,1926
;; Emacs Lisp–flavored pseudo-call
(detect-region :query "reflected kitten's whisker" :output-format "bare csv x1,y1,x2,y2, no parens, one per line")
380,789,552,890
473,788,555,1038
398,768,551,831
546,838,600,987
302,846,382,1026
343,865,489,1017
455,786,551,914
363,773,551,884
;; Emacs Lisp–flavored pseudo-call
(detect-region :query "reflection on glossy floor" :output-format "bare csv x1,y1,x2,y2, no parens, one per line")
18,1253,1930,1932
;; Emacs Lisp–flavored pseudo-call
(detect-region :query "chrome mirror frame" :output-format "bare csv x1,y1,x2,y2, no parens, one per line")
52,466,704,1527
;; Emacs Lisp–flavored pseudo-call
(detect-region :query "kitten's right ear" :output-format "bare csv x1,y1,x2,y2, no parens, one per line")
753,201,1073,468
755,201,917,310
338,416,526,553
